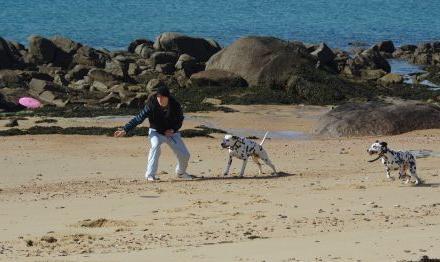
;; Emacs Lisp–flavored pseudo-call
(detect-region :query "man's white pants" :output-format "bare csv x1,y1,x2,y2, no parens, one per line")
146,129,190,178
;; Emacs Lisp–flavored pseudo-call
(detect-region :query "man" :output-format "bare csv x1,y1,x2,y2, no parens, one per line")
114,86,192,181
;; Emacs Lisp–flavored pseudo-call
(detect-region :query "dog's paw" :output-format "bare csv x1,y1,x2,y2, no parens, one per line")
413,179,422,185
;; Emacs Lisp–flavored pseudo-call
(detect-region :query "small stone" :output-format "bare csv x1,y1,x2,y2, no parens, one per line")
5,119,18,127
41,236,57,243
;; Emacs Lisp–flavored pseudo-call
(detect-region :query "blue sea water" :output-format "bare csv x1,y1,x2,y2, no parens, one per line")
0,0,439,50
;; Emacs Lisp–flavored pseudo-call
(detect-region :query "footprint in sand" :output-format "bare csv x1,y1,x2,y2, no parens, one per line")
78,218,135,228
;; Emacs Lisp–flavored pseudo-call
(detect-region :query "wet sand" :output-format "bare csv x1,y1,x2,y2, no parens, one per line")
1,105,440,261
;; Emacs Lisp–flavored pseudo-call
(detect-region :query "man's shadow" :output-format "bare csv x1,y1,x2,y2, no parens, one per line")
173,171,296,182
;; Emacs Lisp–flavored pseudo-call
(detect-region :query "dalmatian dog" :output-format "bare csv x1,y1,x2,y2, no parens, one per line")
221,132,277,177
367,141,421,185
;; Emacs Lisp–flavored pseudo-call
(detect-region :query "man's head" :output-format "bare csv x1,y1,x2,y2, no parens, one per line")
156,86,170,107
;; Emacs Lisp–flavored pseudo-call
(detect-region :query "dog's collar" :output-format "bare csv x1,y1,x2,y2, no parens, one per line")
368,155,382,163
368,149,388,163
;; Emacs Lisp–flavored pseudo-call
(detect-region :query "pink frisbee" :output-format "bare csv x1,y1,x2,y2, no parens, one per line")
18,97,42,109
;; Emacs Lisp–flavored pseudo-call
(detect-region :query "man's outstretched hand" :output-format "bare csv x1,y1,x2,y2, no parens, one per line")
114,128,127,137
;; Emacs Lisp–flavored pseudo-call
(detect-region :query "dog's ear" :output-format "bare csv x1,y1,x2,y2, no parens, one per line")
380,142,387,148
375,140,379,143
232,135,239,140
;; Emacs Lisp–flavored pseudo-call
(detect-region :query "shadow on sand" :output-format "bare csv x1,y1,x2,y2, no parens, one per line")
412,182,440,188
167,171,296,182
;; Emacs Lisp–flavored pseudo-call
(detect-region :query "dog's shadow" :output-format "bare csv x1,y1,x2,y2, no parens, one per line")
411,182,440,188
185,171,296,182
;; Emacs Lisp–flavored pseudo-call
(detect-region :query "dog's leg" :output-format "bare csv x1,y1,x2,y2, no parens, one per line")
239,158,248,177
398,165,407,181
223,156,233,176
259,151,277,175
252,156,263,175
385,165,393,180
409,160,421,185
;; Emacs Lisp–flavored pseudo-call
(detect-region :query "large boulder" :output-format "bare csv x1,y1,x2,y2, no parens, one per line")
29,78,61,95
155,63,175,74
410,42,440,65
344,46,391,77
134,43,154,58
51,35,82,54
27,36,58,65
175,54,204,77
315,101,440,137
393,44,417,59
0,70,28,88
87,68,120,86
0,37,23,69
359,69,387,80
128,38,153,53
150,51,178,66
189,69,248,87
73,46,110,68
50,36,82,68
378,73,404,85
28,78,69,107
105,59,129,79
205,36,316,87
377,40,395,54
310,43,335,65
0,88,26,111
154,32,221,62
27,35,82,68
66,64,91,81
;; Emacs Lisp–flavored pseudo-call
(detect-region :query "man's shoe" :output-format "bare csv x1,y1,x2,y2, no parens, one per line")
177,172,193,180
146,176,160,181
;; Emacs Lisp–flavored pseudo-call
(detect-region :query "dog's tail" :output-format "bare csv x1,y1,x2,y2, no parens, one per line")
260,131,269,145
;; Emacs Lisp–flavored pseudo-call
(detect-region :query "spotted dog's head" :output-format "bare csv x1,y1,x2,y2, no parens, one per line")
221,134,240,149
367,140,388,155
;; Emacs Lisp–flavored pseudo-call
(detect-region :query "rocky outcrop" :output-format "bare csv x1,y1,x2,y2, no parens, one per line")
315,101,440,137
0,70,29,88
0,33,438,113
0,37,24,69
378,73,404,86
128,39,154,53
87,68,120,86
73,46,110,68
0,88,26,111
28,78,69,107
154,32,221,62
393,42,440,66
175,54,204,76
343,45,391,77
377,40,395,54
27,36,58,65
310,43,335,65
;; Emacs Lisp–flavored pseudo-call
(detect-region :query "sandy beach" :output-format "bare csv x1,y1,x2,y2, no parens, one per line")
1,105,440,261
